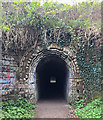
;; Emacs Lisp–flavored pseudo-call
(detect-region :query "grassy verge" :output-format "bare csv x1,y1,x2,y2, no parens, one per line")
0,97,36,119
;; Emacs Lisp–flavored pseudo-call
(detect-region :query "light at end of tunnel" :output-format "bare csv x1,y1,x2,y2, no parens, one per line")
50,76,56,83
50,80,56,83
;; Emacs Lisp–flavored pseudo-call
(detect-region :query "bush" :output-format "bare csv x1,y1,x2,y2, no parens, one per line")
72,98,103,118
1,97,36,119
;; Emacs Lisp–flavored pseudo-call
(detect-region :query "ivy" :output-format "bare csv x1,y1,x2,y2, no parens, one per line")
71,98,103,118
1,1,101,31
1,97,36,119
76,28,102,97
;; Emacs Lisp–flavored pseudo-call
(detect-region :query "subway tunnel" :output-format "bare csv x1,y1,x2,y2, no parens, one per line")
36,55,69,101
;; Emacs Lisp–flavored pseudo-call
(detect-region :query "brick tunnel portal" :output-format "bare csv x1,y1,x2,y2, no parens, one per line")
36,55,69,101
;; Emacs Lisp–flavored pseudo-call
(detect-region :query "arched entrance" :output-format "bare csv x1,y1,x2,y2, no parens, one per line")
19,46,82,104
36,55,69,101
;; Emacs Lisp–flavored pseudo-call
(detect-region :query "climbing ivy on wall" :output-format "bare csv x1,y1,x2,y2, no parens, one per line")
75,28,102,97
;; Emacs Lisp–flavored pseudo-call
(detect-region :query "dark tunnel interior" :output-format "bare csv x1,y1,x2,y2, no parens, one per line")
36,55,68,101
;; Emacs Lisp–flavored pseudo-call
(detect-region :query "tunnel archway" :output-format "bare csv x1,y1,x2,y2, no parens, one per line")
26,48,79,104
36,55,69,101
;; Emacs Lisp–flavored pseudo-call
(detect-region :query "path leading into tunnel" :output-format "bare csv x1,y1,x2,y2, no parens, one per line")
34,99,77,118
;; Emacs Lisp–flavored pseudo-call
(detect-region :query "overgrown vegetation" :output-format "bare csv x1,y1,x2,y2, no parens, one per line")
1,0,101,30
1,97,36,119
70,97,103,118
76,28,102,98
1,0,103,118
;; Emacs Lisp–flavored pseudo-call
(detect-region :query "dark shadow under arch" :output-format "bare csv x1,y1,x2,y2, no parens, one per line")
36,55,69,101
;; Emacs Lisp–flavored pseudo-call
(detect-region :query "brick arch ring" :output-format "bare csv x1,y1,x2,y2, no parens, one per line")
19,45,83,104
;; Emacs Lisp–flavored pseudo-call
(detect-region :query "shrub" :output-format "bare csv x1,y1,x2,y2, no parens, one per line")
72,98,103,118
1,97,36,119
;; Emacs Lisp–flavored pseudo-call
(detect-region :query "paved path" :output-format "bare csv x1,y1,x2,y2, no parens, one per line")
34,99,77,118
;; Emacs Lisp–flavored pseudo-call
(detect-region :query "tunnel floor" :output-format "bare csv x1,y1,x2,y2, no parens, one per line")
36,55,68,101
34,99,77,118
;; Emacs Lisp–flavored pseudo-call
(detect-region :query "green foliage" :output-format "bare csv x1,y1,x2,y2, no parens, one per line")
73,98,103,118
1,97,36,119
3,26,10,31
76,33,101,96
1,1,101,31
